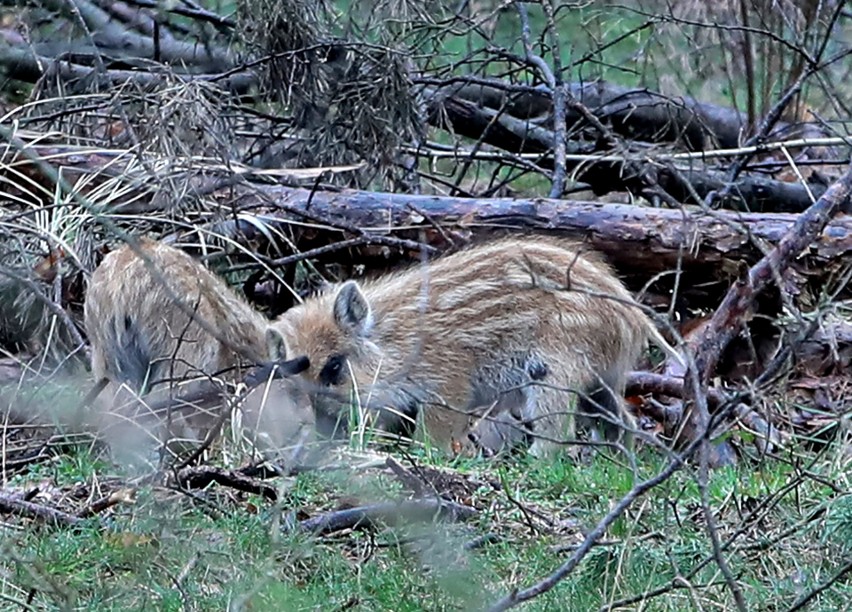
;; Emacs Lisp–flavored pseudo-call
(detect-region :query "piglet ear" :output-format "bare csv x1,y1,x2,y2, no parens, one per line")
333,281,373,337
265,327,288,361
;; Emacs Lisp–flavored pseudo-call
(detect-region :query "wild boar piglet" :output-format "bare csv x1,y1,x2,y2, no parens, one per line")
268,236,680,459
84,237,311,456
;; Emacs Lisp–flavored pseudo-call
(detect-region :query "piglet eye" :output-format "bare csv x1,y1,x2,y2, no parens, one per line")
319,354,347,386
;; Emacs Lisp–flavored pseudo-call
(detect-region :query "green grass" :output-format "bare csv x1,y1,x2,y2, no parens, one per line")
4,441,852,611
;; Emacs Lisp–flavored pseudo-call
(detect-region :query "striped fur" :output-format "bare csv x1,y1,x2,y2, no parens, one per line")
83,238,307,453
268,236,668,458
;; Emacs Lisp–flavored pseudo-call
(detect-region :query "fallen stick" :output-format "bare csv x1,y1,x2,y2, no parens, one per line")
296,498,478,536
173,465,279,501
0,491,83,527
77,488,136,518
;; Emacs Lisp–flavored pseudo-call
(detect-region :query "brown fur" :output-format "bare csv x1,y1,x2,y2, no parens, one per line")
268,236,672,459
83,238,296,453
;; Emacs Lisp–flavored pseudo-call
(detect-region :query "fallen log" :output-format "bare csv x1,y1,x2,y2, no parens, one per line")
4,137,844,304
2,141,825,283
2,113,835,219
0,46,256,95
424,93,833,213
427,79,816,151
5,137,852,322
212,185,852,302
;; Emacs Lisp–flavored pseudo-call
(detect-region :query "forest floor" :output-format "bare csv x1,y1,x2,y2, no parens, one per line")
2,414,851,612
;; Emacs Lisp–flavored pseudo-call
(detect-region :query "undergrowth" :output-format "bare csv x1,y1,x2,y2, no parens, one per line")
3,436,851,611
